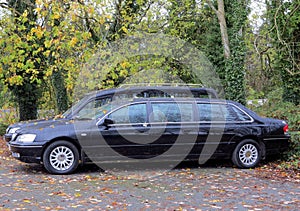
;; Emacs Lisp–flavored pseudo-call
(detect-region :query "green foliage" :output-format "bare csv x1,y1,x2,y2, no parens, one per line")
0,105,18,135
0,123,7,136
252,89,300,131
282,132,300,169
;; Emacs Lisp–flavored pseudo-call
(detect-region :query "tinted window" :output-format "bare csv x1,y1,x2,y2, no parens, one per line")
151,102,193,122
108,103,147,124
231,105,252,121
197,103,238,122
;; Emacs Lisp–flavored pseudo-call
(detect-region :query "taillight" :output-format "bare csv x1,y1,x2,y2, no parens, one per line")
283,124,289,133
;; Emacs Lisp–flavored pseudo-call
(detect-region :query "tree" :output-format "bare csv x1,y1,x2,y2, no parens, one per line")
206,0,249,104
0,0,43,121
267,0,300,105
0,1,96,119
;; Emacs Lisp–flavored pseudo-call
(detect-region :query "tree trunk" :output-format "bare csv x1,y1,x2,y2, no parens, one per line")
15,84,39,121
51,70,68,114
207,0,231,58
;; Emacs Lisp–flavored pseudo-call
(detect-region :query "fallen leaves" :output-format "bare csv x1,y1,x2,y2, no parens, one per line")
255,163,300,183
0,136,299,210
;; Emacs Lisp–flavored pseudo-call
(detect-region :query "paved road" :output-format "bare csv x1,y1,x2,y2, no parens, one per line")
0,155,299,211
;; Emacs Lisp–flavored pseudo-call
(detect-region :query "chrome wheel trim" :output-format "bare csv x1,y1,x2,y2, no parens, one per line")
238,143,258,166
49,146,75,171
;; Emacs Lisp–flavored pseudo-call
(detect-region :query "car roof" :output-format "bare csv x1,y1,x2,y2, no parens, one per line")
129,97,227,103
89,86,219,99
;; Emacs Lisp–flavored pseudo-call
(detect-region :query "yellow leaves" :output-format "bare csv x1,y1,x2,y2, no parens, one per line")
23,199,31,203
31,27,44,39
22,10,28,18
88,7,95,15
7,75,23,86
74,192,82,198
44,50,51,57
99,16,106,25
120,61,130,69
53,12,61,20
121,26,129,34
49,191,67,196
70,37,78,47
44,40,52,48
17,63,24,69
34,7,42,14
35,0,43,5
82,32,91,41
45,69,52,77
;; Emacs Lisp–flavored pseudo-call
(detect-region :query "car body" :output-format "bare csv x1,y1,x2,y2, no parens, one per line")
4,86,218,143
5,87,290,174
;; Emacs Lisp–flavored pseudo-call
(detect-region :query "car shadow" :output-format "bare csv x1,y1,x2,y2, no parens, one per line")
17,159,236,175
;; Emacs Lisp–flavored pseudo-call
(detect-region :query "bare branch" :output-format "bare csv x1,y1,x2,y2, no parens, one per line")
205,0,217,14
274,3,300,75
0,2,9,9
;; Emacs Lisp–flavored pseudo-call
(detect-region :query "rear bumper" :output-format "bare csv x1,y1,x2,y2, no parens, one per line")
263,136,290,155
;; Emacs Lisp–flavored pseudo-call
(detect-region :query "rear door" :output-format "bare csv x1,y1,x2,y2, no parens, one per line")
195,103,237,160
149,101,198,160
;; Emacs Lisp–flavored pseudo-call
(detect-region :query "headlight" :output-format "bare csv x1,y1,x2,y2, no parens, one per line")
8,127,20,134
16,134,36,143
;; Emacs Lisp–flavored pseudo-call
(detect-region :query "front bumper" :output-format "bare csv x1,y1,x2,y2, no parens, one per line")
8,143,43,164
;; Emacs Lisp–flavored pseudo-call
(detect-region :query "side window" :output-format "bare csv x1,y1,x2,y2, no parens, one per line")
231,105,252,121
197,103,238,122
198,104,212,121
108,103,147,124
151,102,193,122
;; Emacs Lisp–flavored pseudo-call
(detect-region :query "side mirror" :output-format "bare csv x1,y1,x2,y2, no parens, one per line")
103,118,114,126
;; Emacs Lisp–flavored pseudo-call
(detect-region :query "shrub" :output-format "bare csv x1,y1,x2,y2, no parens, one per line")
0,123,8,136
0,107,18,135
249,88,300,170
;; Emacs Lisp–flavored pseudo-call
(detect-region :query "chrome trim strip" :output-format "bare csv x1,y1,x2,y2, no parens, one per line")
9,144,43,149
263,138,289,141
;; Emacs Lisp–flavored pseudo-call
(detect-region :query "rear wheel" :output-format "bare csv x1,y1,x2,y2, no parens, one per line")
43,141,79,174
232,139,261,168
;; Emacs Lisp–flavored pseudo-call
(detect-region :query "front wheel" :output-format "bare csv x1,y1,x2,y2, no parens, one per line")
43,141,79,174
232,139,261,168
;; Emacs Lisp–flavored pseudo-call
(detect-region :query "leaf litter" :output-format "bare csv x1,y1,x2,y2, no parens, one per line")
0,137,299,210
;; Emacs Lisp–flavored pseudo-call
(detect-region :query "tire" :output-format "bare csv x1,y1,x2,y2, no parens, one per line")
43,141,79,174
232,139,261,168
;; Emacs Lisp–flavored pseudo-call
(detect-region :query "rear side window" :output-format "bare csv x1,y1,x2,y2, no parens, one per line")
230,105,252,121
197,103,230,122
197,103,252,122
151,102,193,122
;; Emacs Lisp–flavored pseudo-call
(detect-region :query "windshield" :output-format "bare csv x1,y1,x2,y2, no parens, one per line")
61,95,91,118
